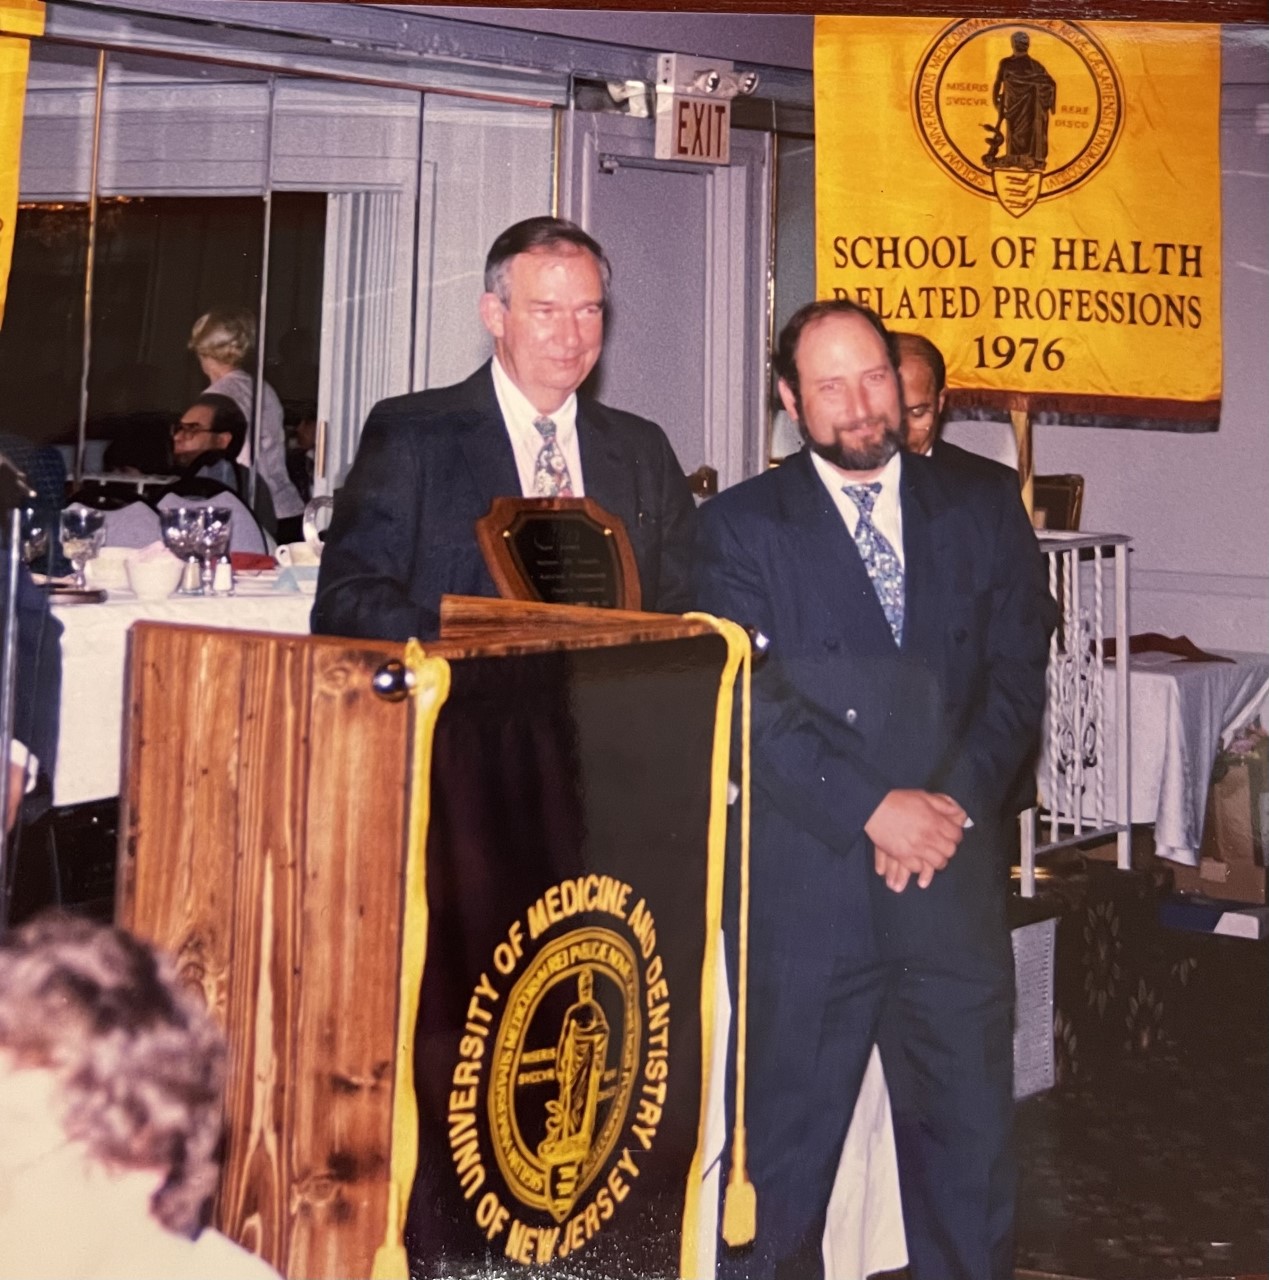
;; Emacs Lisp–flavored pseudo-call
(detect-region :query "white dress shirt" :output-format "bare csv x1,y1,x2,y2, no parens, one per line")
809,448,905,567
8,740,37,793
490,357,586,497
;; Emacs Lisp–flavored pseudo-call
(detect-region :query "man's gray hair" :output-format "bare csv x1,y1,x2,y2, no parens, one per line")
483,216,612,309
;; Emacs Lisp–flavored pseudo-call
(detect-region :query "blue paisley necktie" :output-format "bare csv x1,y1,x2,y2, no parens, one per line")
843,482,904,645
532,415,574,498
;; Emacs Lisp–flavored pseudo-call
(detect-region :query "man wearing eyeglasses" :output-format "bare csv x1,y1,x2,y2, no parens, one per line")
170,395,244,476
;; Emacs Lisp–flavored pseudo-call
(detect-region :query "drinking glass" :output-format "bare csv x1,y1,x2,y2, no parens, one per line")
20,509,50,574
195,507,233,595
59,506,106,591
159,507,205,595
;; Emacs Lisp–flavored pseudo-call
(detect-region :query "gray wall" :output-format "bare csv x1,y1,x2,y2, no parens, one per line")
409,7,813,70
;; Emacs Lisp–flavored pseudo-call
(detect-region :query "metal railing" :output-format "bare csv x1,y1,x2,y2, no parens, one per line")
1019,532,1132,897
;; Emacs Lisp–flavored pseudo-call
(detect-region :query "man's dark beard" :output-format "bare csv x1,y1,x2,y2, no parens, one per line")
793,381,909,472
800,418,905,472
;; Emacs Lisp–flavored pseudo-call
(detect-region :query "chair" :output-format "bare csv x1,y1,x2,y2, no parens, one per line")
1031,474,1085,531
101,500,162,549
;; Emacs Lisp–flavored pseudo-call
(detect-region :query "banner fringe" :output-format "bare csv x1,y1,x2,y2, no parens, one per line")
722,627,755,1247
678,615,756,1266
372,641,452,1280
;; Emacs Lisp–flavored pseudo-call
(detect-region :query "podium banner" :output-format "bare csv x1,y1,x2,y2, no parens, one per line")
0,1,42,328
381,632,740,1279
815,17,1221,419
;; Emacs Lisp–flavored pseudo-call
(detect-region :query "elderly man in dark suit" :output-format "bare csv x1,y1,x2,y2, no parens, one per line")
313,217,696,641
697,300,1055,1279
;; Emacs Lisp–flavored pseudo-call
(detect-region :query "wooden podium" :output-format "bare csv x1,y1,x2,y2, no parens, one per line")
117,598,739,1280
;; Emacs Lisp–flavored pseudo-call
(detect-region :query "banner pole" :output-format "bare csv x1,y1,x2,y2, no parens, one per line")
1011,406,1034,520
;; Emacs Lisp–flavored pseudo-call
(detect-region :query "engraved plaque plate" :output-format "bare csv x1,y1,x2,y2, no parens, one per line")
475,497,641,611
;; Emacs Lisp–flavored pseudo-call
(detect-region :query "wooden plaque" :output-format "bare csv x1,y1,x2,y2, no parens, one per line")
475,495,641,611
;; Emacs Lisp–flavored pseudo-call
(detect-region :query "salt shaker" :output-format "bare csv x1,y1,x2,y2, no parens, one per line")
212,555,234,596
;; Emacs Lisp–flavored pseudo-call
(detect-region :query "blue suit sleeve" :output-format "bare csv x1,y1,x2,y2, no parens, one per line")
311,408,438,642
935,475,1057,822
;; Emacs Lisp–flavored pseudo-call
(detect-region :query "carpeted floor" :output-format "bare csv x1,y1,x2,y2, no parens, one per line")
1013,921,1267,1280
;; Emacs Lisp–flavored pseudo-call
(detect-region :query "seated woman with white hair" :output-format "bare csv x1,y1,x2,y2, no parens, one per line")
0,912,279,1280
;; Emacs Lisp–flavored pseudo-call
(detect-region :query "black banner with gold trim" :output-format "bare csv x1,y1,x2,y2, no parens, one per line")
387,633,737,1278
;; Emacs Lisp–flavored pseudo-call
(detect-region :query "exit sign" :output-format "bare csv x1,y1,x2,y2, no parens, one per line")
655,94,731,165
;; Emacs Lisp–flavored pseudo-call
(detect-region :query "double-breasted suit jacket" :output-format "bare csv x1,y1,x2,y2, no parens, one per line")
696,446,1055,1279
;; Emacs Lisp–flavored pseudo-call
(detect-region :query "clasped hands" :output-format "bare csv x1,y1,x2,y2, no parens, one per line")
864,788,967,894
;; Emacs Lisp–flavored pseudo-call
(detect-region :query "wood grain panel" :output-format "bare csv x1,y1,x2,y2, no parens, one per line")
437,593,716,651
284,641,413,1279
120,624,413,1280
120,624,247,1027
215,633,312,1267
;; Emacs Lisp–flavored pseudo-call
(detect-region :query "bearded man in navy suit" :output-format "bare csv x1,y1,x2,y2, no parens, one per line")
697,300,1055,1280
313,217,696,641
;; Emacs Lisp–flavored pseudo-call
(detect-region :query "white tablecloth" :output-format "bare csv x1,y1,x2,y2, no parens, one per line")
51,589,314,807
1042,650,1269,866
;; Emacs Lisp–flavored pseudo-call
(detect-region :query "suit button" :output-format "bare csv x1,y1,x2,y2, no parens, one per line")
845,708,858,726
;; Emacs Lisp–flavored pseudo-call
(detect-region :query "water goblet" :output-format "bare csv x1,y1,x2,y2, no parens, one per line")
20,509,51,575
195,507,233,595
159,507,205,595
59,506,106,591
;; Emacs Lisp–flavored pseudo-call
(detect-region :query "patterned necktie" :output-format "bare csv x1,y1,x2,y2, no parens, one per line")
532,415,574,498
843,482,905,645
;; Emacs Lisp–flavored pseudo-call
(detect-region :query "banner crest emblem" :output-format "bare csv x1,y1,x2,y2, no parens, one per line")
913,19,1124,218
488,926,642,1224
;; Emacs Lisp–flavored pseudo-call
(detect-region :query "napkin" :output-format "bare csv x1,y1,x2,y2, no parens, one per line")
1103,633,1233,664
232,551,278,572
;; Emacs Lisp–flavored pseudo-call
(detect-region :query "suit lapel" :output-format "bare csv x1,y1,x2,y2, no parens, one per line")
898,453,948,659
454,363,521,511
781,451,895,649
576,401,639,531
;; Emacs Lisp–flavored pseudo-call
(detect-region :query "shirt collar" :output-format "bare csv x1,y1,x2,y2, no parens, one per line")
491,356,578,435
809,445,903,500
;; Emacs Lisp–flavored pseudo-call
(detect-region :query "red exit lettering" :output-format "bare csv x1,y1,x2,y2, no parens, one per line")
672,98,729,163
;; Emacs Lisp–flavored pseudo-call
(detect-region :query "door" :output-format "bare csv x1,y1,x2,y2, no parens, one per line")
560,110,771,491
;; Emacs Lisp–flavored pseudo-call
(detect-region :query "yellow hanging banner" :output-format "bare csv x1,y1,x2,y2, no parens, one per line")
0,0,43,328
815,17,1221,421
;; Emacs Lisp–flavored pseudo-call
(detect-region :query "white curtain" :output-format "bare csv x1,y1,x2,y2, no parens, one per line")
317,189,414,492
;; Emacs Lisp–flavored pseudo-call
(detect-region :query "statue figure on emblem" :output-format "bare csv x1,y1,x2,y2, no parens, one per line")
986,31,1057,170
539,968,611,1217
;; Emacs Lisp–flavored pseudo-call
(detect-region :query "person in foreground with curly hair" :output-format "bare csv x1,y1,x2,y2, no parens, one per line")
0,912,279,1280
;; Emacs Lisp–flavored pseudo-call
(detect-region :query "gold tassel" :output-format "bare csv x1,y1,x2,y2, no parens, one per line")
722,640,756,1247
722,1145,757,1246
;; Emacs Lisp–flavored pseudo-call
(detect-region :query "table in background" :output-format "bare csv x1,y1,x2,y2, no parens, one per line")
52,589,313,806
1041,649,1269,867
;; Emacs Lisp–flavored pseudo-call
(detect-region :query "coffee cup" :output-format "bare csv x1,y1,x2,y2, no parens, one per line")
277,541,320,567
